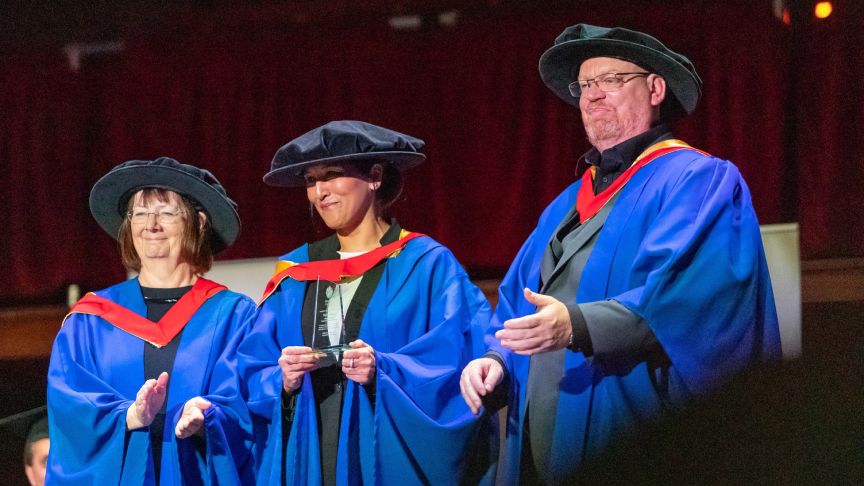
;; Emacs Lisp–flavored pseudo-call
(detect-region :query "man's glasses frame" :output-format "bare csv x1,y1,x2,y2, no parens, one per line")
568,72,651,98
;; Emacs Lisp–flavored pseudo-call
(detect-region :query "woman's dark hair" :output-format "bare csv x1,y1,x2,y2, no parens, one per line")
372,161,404,211
117,188,214,275
343,159,405,212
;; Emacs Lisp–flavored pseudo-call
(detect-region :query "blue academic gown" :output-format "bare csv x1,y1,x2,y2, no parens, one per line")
238,235,492,486
488,148,782,483
46,277,257,485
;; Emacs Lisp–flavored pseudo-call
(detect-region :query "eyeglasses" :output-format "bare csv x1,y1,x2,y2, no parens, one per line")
568,72,651,98
127,207,185,224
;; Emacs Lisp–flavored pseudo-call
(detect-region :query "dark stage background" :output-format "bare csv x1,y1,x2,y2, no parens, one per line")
1,0,863,483
3,0,862,305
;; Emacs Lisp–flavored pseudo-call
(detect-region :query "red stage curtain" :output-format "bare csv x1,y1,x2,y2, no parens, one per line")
0,1,847,303
790,0,864,259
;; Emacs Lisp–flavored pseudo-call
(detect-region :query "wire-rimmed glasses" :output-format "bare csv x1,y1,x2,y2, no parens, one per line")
568,72,651,98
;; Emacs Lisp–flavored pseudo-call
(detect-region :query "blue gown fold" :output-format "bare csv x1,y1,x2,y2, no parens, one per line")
238,235,493,485
487,149,782,483
46,277,256,485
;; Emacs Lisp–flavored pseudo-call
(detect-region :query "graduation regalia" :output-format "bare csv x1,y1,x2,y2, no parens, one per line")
46,277,256,485
238,232,493,485
489,147,781,483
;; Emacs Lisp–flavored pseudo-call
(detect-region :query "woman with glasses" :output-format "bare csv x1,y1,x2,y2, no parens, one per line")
229,121,492,485
46,157,256,485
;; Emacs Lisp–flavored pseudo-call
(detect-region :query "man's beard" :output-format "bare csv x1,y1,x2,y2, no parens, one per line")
584,118,623,148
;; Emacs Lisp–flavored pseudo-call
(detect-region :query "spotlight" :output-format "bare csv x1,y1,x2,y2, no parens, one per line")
814,1,833,19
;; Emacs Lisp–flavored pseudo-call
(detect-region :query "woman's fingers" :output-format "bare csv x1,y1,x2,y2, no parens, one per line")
175,397,210,438
342,346,376,385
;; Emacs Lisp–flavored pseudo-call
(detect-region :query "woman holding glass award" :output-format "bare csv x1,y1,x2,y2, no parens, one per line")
235,121,493,485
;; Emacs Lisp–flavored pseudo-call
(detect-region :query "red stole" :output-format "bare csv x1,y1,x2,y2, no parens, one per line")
67,278,227,348
576,139,708,223
259,231,424,305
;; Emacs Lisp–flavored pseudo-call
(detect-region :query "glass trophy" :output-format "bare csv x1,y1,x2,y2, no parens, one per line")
314,343,353,357
310,276,350,364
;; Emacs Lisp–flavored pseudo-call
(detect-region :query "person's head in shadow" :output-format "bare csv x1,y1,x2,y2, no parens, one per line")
22,415,49,486
0,407,49,486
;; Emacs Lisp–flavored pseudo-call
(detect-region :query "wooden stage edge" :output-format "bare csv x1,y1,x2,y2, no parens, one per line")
2,258,862,359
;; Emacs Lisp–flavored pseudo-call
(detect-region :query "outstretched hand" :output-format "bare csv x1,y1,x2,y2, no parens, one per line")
496,288,572,355
126,371,169,430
